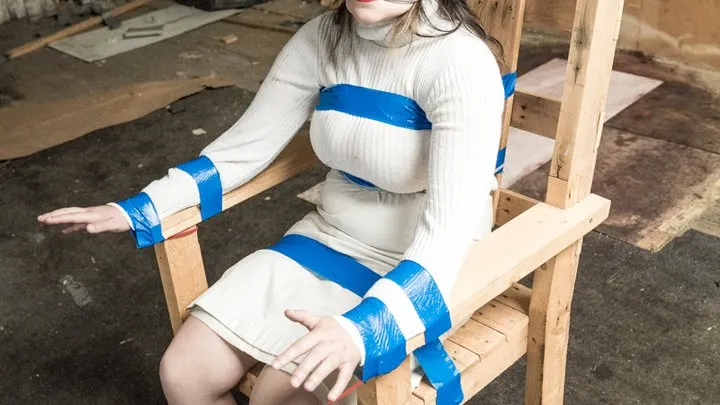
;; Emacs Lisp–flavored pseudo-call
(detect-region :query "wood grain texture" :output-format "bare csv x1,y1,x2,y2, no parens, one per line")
525,0,624,404
358,358,412,405
413,285,531,404
153,228,208,334
495,188,540,227
511,91,561,139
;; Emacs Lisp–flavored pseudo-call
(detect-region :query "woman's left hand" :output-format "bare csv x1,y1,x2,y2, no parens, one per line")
273,310,361,402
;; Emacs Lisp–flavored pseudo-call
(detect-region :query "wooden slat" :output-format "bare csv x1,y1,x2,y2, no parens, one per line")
403,193,609,354
495,188,540,227
524,0,576,34
472,301,528,341
413,286,530,404
161,132,318,238
525,0,624,404
495,283,532,313
448,318,505,360
154,228,208,334
510,91,561,139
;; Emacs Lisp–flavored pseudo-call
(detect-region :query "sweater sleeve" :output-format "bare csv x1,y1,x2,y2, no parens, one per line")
112,16,323,230
339,49,505,375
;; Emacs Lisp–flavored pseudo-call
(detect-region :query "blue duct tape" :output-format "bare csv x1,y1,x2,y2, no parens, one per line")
115,192,164,248
384,260,452,343
317,84,432,131
176,156,223,221
414,339,464,405
344,297,407,381
502,72,517,99
341,171,377,189
495,146,507,175
267,234,380,297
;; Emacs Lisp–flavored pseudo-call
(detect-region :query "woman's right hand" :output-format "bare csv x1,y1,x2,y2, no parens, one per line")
38,205,130,234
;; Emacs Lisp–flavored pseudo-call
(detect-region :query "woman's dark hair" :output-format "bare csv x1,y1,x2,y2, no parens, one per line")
320,0,505,69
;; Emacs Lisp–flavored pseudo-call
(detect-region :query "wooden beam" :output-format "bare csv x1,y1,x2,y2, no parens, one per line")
402,193,609,353
510,92,561,139
471,0,527,218
525,0,624,403
153,227,208,334
161,132,318,238
358,358,412,405
495,188,541,227
524,0,576,35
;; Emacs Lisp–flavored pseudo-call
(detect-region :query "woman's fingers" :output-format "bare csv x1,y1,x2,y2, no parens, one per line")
304,354,340,392
328,363,356,402
291,343,332,389
38,207,85,221
41,210,105,225
62,223,89,234
273,331,321,370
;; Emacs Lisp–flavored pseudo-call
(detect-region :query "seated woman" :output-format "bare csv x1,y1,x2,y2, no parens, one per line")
38,0,506,403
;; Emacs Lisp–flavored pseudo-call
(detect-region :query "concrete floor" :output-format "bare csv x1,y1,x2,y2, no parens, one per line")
1,2,720,404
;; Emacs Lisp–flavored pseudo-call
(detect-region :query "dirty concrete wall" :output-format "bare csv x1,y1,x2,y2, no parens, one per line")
526,0,720,71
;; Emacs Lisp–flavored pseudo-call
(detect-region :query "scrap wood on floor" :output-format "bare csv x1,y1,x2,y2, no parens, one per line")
0,75,234,160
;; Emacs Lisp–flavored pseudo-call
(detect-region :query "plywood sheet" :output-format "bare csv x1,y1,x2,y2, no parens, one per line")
49,5,238,62
0,76,233,160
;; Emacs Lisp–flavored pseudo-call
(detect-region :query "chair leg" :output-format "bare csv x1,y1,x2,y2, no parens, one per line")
524,241,581,405
357,358,412,405
154,226,209,334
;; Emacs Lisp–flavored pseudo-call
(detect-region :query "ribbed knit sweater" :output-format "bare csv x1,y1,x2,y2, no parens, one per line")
112,0,505,363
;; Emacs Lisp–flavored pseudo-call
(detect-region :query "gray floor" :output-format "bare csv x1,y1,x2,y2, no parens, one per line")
1,86,718,404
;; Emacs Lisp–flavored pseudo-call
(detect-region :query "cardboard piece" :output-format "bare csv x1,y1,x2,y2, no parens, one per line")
0,75,234,160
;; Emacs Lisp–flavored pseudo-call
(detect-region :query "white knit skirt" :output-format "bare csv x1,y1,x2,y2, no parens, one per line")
188,170,493,403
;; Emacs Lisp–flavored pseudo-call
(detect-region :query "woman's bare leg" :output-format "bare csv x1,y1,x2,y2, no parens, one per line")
249,365,321,405
159,316,258,405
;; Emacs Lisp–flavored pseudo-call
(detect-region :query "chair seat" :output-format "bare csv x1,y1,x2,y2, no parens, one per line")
237,284,531,405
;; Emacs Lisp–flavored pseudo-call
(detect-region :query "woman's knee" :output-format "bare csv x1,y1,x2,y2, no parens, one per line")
159,316,257,400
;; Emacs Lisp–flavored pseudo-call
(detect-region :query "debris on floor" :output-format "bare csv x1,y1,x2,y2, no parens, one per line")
49,5,240,62
221,34,238,44
192,128,207,136
0,75,234,160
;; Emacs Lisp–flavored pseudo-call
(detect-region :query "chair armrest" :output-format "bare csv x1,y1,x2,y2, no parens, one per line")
404,193,610,352
160,132,318,238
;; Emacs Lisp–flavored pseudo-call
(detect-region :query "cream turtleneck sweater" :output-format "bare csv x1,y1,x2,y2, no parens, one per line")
112,0,505,364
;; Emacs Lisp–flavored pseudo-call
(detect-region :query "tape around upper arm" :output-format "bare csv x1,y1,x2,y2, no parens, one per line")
176,155,223,221
384,260,452,343
414,338,464,405
115,192,164,248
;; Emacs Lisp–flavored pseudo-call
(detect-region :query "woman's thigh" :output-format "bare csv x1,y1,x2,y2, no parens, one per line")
249,366,320,405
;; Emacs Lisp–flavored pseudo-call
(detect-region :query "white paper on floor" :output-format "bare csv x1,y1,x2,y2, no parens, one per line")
296,58,662,203
49,5,238,62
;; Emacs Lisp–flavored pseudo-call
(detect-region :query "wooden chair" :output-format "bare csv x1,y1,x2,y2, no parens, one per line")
152,0,623,403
